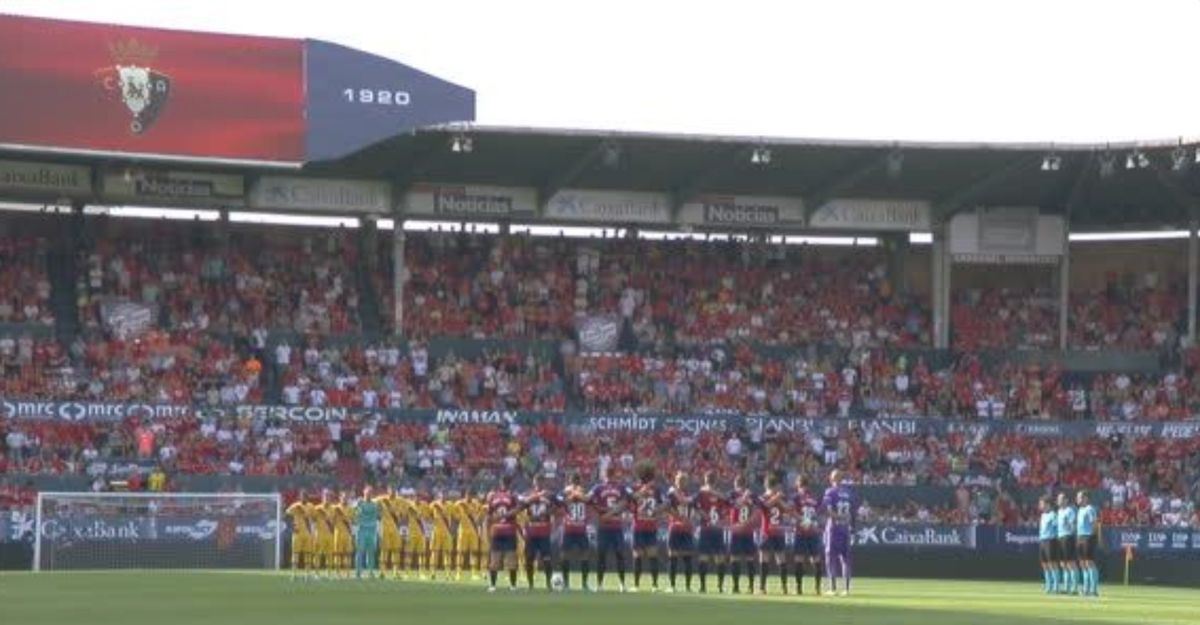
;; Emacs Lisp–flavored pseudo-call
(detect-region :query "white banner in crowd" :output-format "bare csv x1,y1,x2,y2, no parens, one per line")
404,183,537,217
576,315,620,352
545,189,671,224
0,159,92,197
678,194,804,228
808,198,932,231
101,169,245,205
99,299,156,340
249,176,390,213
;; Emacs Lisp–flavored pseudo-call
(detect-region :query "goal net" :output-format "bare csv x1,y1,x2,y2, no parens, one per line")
34,492,282,572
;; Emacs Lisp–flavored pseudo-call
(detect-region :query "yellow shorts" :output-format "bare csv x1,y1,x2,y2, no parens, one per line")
291,533,311,554
456,531,481,552
407,526,427,548
334,531,353,553
430,532,454,552
381,530,401,551
314,536,334,555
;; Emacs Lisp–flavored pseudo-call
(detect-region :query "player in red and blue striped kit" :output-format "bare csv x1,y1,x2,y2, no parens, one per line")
631,466,663,592
695,471,727,594
664,471,696,593
520,475,557,591
486,475,520,592
559,472,592,591
589,467,632,592
727,475,760,594
792,476,823,595
757,474,790,594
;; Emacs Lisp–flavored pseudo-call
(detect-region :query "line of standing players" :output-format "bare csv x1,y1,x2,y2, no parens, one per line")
484,466,839,595
1037,491,1101,597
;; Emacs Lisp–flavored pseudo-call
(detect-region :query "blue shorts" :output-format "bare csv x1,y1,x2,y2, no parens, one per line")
597,528,625,555
760,532,786,553
794,533,821,558
562,531,590,553
729,533,756,557
634,530,659,550
492,534,517,553
526,536,552,560
699,529,724,556
668,530,695,553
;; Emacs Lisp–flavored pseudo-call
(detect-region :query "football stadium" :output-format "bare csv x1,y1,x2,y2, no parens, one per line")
1,5,1199,625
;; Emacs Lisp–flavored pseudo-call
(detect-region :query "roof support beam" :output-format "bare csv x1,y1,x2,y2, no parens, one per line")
802,153,888,213
1152,164,1200,223
668,145,755,213
538,140,608,209
390,133,451,196
1060,153,1094,217
932,154,1039,222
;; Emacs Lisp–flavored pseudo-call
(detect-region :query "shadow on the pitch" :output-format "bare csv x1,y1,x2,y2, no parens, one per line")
379,586,1140,625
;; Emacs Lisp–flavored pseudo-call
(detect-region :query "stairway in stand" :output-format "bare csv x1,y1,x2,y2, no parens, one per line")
355,223,383,339
46,214,83,344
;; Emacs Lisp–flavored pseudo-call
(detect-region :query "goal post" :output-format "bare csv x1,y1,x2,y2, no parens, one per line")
33,492,283,572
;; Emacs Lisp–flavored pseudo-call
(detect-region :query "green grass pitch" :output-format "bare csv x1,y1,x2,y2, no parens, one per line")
1,572,1197,625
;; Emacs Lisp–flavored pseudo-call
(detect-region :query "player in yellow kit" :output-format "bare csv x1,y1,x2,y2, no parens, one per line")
391,495,417,578
404,496,429,577
374,488,403,579
285,490,313,580
453,490,484,580
312,491,336,578
428,492,457,580
471,494,490,576
333,492,354,577
515,507,529,573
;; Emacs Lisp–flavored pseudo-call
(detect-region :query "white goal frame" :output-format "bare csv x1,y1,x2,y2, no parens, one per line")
33,491,283,572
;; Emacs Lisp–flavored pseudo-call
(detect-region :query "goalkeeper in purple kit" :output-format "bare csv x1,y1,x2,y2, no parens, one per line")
821,469,858,596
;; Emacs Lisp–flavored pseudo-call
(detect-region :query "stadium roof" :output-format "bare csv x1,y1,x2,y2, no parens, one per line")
311,125,1200,230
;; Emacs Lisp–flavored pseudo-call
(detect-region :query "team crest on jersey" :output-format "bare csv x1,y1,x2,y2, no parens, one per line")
94,38,172,134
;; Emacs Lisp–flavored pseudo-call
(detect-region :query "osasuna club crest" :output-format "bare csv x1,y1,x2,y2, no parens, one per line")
94,38,171,134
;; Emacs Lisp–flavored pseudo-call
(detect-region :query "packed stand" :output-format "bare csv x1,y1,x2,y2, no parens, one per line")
78,221,361,337
585,240,927,350
0,235,54,326
953,275,1188,352
951,287,1058,351
5,412,1197,529
565,345,1200,421
274,338,566,412
397,233,576,339
394,233,929,349
0,331,263,405
1068,269,1187,351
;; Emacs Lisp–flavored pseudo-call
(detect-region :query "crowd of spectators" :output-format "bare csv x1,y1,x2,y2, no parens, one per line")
565,346,1200,421
587,241,927,350
0,235,54,326
396,233,576,339
273,338,567,412
397,233,928,350
951,287,1058,351
78,222,361,337
4,411,1197,529
4,223,1200,531
0,331,263,405
1068,270,1187,352
951,273,1188,352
